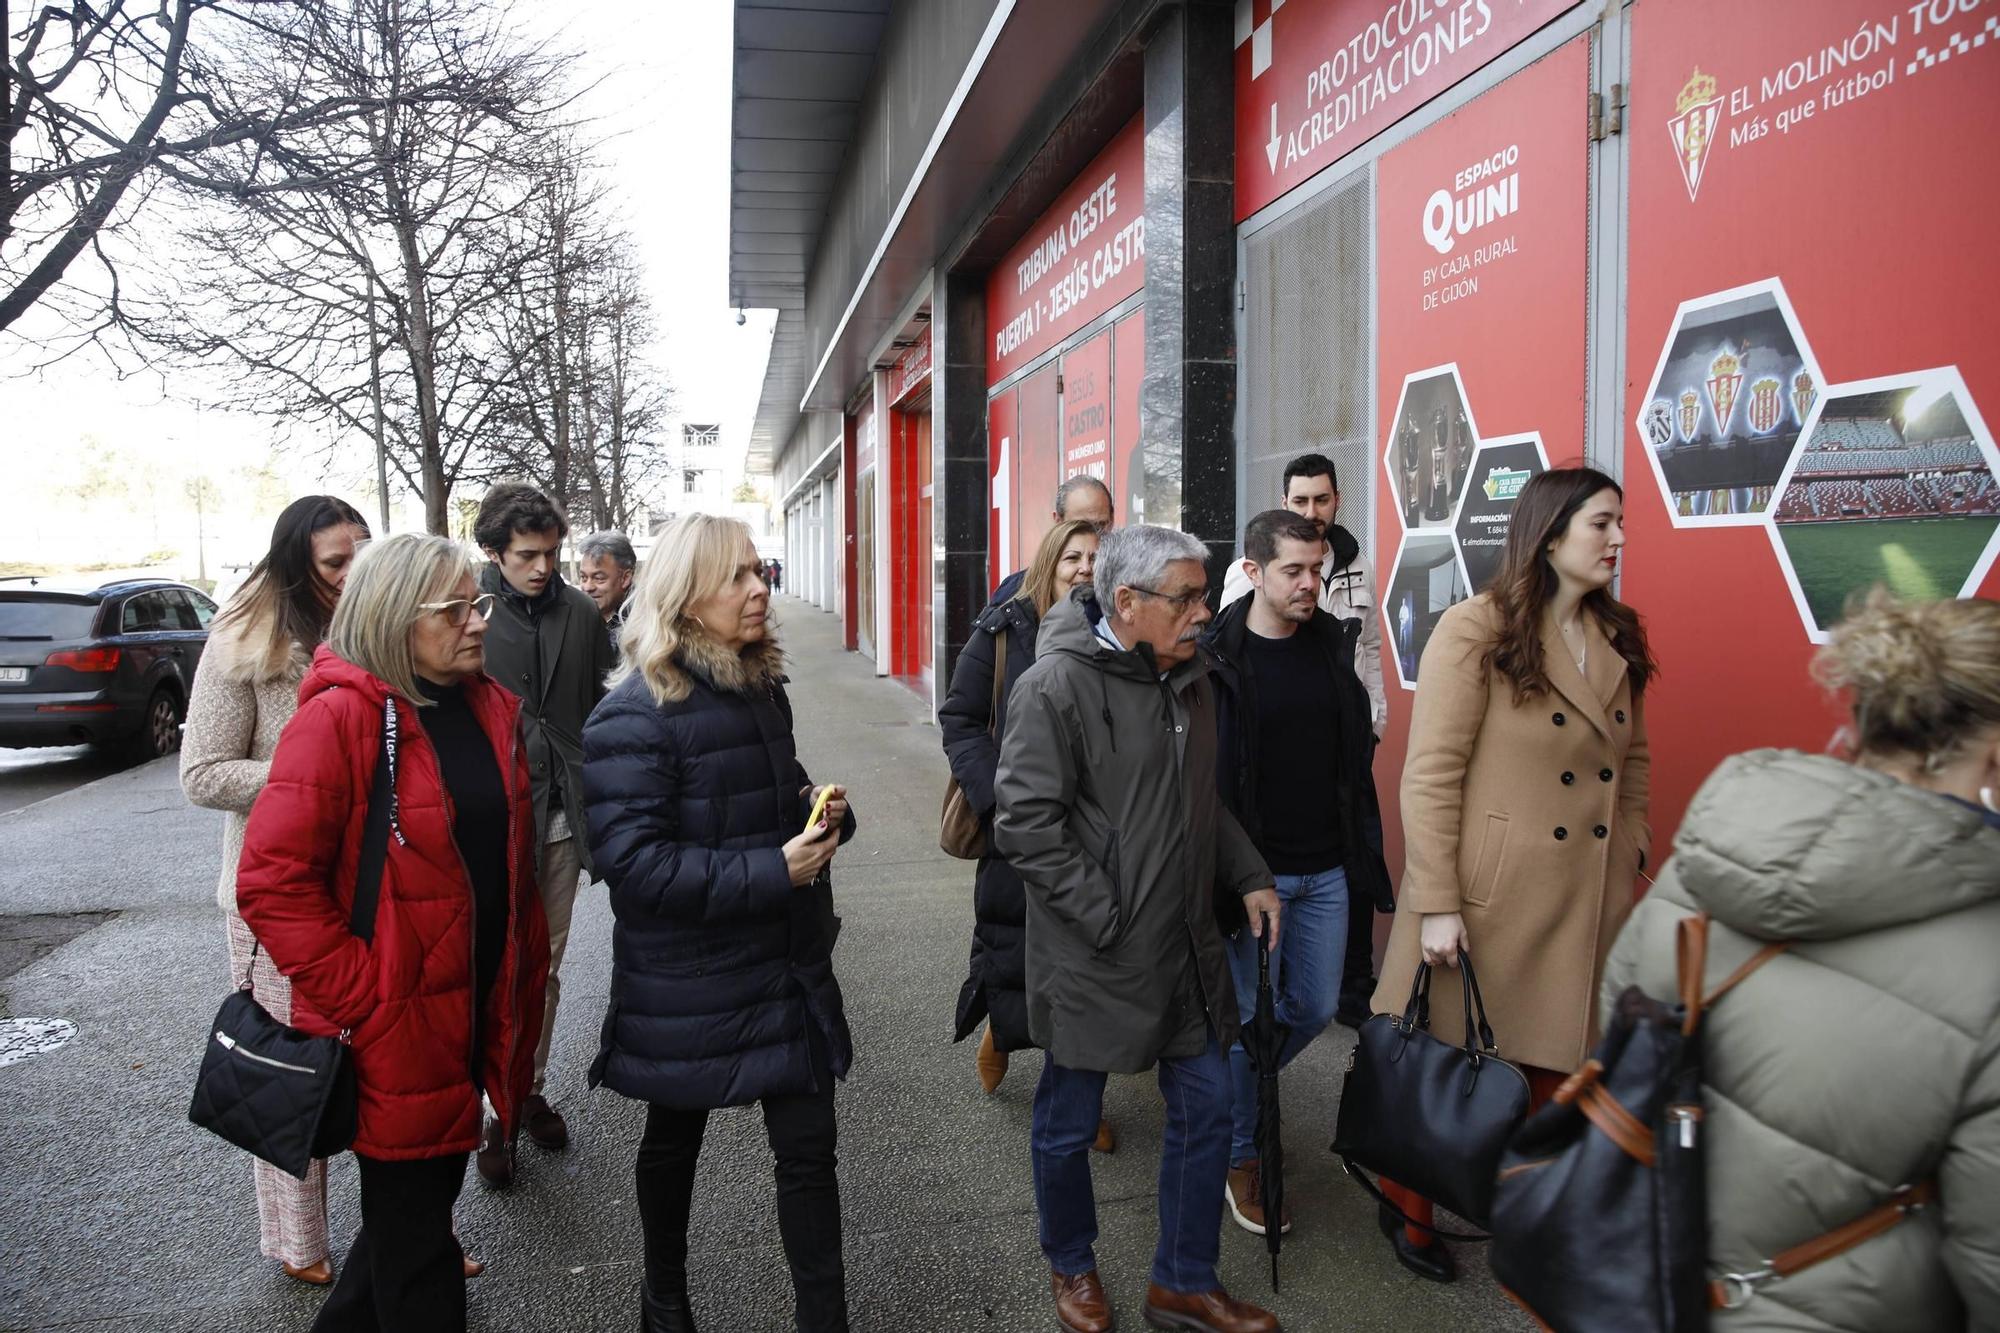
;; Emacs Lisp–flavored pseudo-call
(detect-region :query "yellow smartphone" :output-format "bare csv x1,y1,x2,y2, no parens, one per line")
805,784,836,834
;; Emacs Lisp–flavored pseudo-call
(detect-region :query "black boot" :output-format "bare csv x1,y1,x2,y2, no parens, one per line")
641,1283,698,1332
1378,1202,1457,1283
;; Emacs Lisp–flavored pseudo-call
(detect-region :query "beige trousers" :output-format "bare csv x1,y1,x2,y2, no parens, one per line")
224,911,331,1267
531,831,583,1095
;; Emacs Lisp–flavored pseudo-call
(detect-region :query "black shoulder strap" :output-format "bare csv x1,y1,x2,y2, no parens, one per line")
349,699,399,944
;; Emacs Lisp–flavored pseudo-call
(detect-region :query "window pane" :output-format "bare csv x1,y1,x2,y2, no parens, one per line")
0,598,97,639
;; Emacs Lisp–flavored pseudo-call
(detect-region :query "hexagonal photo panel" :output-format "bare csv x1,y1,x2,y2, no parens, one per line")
1454,433,1551,592
1383,530,1470,691
1765,366,2000,642
1635,278,1822,528
1385,364,1480,532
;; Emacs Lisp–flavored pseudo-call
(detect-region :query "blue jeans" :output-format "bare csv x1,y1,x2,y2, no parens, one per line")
1227,866,1349,1165
1030,1039,1232,1293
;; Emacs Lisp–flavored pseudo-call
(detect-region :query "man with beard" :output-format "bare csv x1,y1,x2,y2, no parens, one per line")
1219,455,1391,1031
1206,511,1392,1237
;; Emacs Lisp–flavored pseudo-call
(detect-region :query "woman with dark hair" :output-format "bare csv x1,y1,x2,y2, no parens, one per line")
1368,466,1656,1283
939,519,1114,1155
181,494,370,1286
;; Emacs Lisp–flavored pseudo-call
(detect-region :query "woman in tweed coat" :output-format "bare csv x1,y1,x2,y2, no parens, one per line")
180,495,369,1286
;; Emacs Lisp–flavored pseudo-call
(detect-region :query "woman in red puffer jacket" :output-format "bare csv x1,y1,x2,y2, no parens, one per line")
237,533,549,1333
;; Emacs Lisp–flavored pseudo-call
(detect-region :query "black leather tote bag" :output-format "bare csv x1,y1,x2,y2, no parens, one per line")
1490,915,1785,1331
1332,952,1531,1232
188,700,397,1179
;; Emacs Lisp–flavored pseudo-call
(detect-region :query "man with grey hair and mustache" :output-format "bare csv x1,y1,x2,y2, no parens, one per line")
995,524,1281,1333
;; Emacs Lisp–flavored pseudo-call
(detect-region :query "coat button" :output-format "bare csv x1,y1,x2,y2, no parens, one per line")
1593,825,1608,839
1552,712,1566,726
1615,709,1627,723
1599,768,1614,782
1554,826,1568,840
1561,771,1575,785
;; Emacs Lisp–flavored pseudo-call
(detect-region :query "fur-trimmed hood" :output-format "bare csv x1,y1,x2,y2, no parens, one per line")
675,628,787,696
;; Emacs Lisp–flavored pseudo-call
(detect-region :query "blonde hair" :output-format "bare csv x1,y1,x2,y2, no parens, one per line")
1020,519,1101,618
611,513,763,704
326,533,477,706
1815,588,2000,770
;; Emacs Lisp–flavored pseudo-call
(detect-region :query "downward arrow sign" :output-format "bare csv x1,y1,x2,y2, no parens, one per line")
1265,103,1280,172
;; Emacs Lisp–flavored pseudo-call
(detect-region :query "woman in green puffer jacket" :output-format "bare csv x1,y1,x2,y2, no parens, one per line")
1604,590,2000,1331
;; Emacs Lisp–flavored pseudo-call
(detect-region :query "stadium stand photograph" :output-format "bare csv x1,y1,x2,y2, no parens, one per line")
1771,374,2000,635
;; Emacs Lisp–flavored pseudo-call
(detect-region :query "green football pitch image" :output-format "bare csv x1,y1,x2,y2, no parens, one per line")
1778,517,1999,629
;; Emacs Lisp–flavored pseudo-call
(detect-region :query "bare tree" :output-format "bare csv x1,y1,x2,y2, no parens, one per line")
475,152,671,533
583,253,671,531
130,0,574,532
2,0,518,341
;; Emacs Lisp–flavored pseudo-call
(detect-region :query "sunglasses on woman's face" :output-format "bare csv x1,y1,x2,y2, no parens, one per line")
416,593,497,627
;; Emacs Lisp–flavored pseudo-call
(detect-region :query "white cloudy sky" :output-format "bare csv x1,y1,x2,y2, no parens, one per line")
0,1,774,568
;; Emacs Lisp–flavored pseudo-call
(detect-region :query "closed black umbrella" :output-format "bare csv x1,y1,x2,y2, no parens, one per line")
1244,913,1290,1291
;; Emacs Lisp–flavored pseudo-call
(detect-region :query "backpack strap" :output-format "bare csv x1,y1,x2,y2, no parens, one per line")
349,698,401,944
1676,912,1787,1036
1712,1179,1938,1310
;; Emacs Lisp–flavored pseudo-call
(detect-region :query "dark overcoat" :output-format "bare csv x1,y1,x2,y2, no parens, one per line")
478,564,615,872
937,593,1039,1050
993,588,1272,1074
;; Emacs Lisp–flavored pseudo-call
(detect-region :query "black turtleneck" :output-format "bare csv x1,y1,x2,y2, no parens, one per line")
416,679,509,1016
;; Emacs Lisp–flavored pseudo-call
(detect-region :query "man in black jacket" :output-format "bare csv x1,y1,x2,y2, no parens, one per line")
1206,511,1393,1239
473,482,615,1185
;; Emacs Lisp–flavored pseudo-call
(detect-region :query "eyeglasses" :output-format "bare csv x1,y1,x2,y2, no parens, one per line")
416,593,496,627
1129,584,1209,615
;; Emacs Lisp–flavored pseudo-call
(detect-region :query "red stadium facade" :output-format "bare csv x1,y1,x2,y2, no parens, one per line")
738,0,2000,871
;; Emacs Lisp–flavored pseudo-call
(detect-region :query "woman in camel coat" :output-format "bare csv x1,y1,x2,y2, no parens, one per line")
1369,466,1654,1284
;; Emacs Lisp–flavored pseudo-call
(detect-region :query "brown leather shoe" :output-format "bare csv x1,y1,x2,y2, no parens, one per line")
1051,1269,1113,1333
1224,1159,1291,1236
282,1259,333,1286
475,1114,514,1188
1092,1117,1116,1154
976,1025,1008,1094
522,1094,569,1150
1141,1284,1279,1332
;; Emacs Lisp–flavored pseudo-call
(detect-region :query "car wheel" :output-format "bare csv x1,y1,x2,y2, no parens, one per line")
131,688,182,761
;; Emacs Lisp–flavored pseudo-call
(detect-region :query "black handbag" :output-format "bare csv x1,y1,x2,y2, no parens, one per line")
1489,914,1786,1331
1332,950,1531,1234
188,700,398,1179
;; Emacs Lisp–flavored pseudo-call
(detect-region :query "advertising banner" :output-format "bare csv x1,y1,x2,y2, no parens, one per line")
986,117,1146,387
987,389,1017,583
1234,0,1575,222
887,330,932,405
1372,36,1589,692
1113,310,1146,526
1624,0,2000,849
1060,331,1112,484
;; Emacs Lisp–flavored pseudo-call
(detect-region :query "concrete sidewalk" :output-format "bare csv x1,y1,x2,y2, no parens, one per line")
0,596,1527,1331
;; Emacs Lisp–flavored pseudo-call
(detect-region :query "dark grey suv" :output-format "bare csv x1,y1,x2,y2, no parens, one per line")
0,578,216,759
